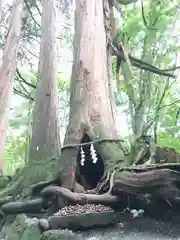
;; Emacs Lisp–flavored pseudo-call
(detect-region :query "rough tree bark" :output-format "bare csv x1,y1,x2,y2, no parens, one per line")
0,0,3,65
59,0,124,190
0,0,23,175
28,0,61,164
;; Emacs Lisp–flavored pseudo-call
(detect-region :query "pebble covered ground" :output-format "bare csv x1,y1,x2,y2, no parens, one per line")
53,204,113,216
52,204,180,239
49,221,180,240
81,230,180,240
1,204,180,239
79,218,180,240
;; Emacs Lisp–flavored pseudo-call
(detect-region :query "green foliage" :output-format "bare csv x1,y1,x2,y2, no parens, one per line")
158,132,180,152
9,102,32,131
160,104,179,128
4,137,26,175
4,71,70,174
4,99,32,175
22,0,41,42
57,72,70,91
4,71,35,175
114,0,180,140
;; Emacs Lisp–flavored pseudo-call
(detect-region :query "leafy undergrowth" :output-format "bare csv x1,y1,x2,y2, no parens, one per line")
156,146,180,163
0,158,58,199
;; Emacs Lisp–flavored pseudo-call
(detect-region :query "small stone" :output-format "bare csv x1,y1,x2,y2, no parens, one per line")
117,222,124,229
53,204,112,217
39,218,50,231
41,229,77,240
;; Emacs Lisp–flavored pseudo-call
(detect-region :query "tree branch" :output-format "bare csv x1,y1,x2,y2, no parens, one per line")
140,0,157,31
13,88,34,101
24,0,41,29
18,81,34,101
34,2,42,16
111,43,177,78
115,0,138,5
16,68,36,89
159,99,180,110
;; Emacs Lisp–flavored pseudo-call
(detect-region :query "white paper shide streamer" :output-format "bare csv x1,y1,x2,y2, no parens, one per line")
80,147,85,166
90,143,98,164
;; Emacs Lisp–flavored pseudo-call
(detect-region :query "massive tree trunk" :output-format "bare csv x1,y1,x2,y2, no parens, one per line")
0,0,3,65
28,0,61,164
0,0,23,175
60,0,124,190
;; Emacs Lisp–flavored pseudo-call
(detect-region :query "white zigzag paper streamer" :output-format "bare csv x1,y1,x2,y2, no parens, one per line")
90,143,98,164
80,147,85,166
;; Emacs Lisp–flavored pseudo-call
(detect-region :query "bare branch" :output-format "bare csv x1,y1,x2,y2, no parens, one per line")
140,0,157,31
24,0,41,29
111,43,176,78
115,0,138,5
159,99,180,110
34,2,42,16
19,80,34,101
161,66,180,72
16,68,36,89
21,46,39,59
13,87,34,101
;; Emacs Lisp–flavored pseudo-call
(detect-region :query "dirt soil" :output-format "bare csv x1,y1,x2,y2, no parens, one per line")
79,217,180,239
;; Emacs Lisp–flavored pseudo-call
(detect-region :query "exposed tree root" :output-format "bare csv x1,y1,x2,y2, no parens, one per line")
41,186,118,205
0,176,25,198
0,196,13,207
0,160,57,198
115,169,180,186
0,176,12,189
31,176,61,197
1,198,48,214
2,162,180,219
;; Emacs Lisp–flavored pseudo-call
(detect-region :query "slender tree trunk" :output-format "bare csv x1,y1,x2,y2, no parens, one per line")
0,0,23,175
60,0,124,190
28,0,61,163
0,0,2,12
0,0,3,64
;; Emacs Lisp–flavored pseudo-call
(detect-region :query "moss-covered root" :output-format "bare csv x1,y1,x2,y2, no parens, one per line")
6,214,41,240
0,159,57,198
41,186,118,205
0,176,12,189
31,177,61,197
1,198,47,215
0,196,13,207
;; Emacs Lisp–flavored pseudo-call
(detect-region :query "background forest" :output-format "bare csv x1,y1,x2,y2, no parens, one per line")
1,0,180,176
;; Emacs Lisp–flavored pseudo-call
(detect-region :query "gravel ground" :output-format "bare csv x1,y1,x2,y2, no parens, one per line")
78,218,180,240
54,204,180,239
1,215,180,240
81,229,180,240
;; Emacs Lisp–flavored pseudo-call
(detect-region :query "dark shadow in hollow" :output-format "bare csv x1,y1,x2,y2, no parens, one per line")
76,133,104,189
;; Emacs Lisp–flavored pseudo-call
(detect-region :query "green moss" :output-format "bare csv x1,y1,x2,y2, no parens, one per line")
6,214,41,240
0,176,11,189
0,158,58,198
41,230,76,240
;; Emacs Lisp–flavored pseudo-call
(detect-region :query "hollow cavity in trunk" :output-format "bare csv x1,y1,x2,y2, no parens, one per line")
76,133,105,190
